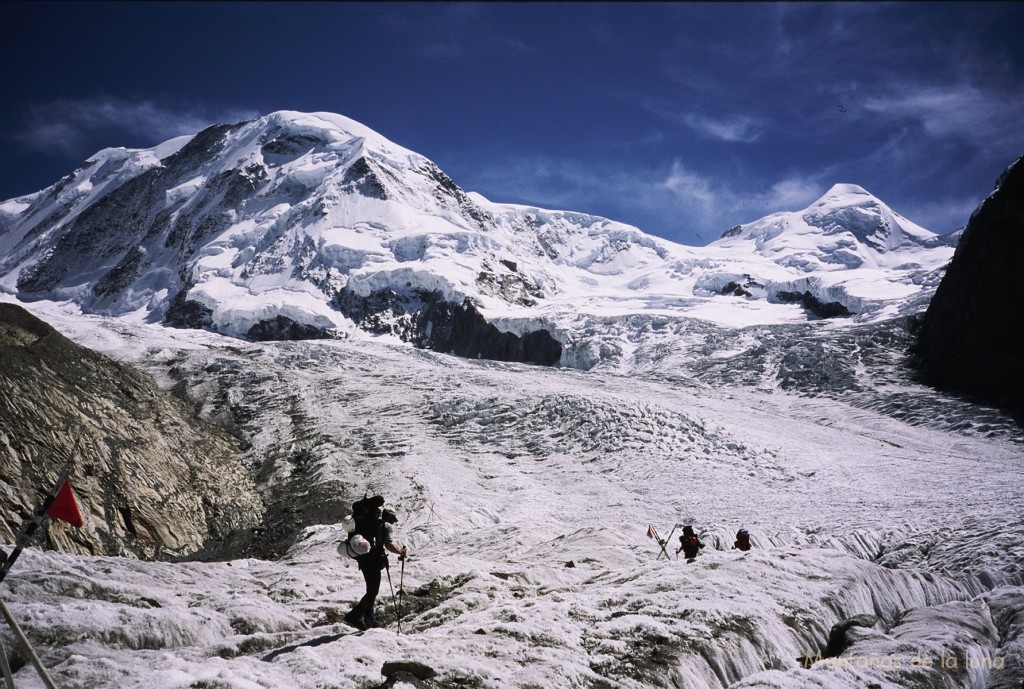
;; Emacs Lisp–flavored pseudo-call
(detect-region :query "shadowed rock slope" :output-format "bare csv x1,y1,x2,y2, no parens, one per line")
0,303,263,559
915,155,1024,417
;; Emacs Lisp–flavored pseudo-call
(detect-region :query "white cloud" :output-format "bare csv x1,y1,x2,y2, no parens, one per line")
663,162,822,220
662,159,716,206
681,113,764,143
644,102,764,143
403,4,533,60
762,177,823,210
862,82,1024,148
14,98,258,156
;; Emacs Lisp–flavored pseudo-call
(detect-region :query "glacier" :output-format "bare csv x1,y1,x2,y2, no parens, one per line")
0,300,1019,689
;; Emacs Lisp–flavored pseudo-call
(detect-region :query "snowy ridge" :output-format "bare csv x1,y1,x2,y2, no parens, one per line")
0,111,956,361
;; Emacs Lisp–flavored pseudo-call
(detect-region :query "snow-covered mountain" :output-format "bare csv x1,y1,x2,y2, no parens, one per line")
0,111,955,366
716,182,952,265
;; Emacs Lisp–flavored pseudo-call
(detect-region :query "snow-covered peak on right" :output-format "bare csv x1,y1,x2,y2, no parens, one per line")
713,183,947,272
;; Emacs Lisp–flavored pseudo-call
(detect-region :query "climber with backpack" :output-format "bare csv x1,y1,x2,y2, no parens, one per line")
342,495,408,631
676,525,705,562
733,528,752,551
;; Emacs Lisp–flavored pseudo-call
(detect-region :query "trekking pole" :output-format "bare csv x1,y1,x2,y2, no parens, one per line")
397,554,406,635
385,561,400,635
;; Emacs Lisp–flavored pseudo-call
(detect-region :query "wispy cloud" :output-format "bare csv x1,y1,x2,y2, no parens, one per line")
423,42,465,59
760,177,823,210
660,161,824,235
421,33,533,60
682,113,764,143
862,82,1023,149
644,102,765,143
662,160,715,206
13,97,258,156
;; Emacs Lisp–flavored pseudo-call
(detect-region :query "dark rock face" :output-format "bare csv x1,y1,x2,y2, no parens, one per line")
381,660,438,680
247,316,333,341
0,303,263,559
260,132,324,165
722,282,753,297
416,298,562,365
164,291,214,330
915,155,1024,415
336,288,562,366
775,290,851,319
341,156,390,200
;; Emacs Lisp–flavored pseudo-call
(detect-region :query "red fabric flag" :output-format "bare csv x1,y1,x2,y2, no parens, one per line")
46,479,84,528
646,525,655,539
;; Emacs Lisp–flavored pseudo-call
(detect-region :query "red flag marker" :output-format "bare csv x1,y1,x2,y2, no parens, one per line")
45,479,83,528
646,525,654,539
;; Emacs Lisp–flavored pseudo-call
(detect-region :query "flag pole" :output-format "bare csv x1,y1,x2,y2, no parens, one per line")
0,466,76,688
0,597,58,689
0,467,71,587
0,634,15,689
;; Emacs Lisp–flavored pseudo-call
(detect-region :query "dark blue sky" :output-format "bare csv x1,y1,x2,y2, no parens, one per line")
3,2,1022,246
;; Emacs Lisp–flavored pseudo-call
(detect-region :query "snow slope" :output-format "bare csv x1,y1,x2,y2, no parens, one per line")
0,300,1019,689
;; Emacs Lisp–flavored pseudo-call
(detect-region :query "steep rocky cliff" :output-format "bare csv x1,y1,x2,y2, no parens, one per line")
915,155,1024,416
0,303,263,558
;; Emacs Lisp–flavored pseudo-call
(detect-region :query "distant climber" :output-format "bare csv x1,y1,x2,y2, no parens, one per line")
676,525,705,562
344,495,407,630
733,528,751,551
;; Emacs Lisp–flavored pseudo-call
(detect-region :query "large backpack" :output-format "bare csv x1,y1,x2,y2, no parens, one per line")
680,534,701,558
734,528,751,551
340,495,385,560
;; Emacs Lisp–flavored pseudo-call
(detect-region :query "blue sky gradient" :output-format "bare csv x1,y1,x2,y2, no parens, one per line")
3,2,1022,246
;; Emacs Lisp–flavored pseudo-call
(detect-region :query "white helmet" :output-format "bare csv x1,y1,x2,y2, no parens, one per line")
342,514,356,533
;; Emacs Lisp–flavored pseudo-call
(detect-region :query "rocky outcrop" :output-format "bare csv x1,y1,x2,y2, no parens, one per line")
336,288,562,365
247,316,334,341
414,298,562,365
775,290,852,319
0,303,263,559
915,155,1024,416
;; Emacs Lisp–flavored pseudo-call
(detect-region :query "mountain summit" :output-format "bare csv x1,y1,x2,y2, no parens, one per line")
0,110,956,364
715,183,944,271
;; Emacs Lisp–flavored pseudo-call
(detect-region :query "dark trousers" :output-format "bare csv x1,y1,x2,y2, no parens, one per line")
352,557,383,621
